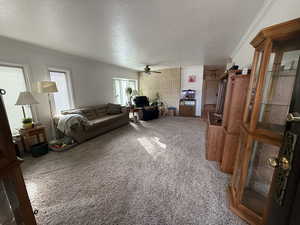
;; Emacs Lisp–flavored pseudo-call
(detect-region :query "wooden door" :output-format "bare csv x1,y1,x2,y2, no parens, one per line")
0,89,17,167
204,80,219,105
264,61,300,225
0,89,37,225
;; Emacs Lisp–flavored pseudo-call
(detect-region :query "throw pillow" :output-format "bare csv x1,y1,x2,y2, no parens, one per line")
95,106,107,117
80,109,98,120
61,109,83,115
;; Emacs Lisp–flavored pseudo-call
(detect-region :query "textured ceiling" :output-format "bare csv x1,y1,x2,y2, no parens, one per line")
0,0,265,70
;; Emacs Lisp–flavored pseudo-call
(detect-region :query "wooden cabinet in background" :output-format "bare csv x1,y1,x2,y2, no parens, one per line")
221,72,250,174
205,70,250,172
179,99,196,117
205,74,227,163
206,112,224,162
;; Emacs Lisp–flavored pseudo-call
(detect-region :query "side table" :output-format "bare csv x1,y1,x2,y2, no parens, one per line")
19,126,48,152
130,107,143,123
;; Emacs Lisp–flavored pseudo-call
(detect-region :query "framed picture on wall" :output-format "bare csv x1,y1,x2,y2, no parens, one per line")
188,75,196,83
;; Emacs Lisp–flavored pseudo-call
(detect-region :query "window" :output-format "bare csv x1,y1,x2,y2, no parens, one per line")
49,70,74,114
113,78,138,106
0,65,32,134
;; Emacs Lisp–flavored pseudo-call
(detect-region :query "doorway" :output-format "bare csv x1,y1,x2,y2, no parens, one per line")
202,65,225,119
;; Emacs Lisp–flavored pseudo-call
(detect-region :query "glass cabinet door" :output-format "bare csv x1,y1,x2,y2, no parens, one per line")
256,44,300,135
232,128,247,192
241,139,281,216
245,51,263,125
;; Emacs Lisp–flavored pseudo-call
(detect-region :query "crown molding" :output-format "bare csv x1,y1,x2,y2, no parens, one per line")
230,0,276,59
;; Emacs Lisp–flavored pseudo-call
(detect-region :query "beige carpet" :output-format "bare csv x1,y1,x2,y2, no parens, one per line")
22,117,246,225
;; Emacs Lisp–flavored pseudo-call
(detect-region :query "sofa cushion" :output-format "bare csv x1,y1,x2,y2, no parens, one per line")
107,103,122,115
94,105,108,117
80,109,98,120
88,114,125,127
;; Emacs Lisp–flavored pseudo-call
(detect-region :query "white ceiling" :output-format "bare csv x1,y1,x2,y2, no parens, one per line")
0,0,265,70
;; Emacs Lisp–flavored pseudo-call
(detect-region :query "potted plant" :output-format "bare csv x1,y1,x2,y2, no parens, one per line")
151,92,163,106
22,118,33,129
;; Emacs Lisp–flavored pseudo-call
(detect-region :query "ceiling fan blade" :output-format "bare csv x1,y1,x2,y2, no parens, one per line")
138,70,150,73
151,71,162,73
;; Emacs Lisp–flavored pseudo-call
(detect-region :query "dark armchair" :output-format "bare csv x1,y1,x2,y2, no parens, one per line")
133,96,159,121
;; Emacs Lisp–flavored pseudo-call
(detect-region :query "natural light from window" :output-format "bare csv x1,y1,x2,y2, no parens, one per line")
113,78,137,106
49,70,73,114
0,66,32,134
137,136,167,160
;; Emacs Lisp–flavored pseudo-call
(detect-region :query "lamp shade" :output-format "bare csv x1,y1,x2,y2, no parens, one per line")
37,81,58,93
15,92,39,105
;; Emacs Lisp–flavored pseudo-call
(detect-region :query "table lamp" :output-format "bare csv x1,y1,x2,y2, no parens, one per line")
15,91,39,119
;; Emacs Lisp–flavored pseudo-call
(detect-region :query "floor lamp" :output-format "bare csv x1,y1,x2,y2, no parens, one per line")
37,81,58,139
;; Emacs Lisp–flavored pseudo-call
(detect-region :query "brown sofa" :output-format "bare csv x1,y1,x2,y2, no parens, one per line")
59,103,129,143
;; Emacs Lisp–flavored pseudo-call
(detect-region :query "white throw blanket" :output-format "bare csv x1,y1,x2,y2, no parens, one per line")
57,114,88,134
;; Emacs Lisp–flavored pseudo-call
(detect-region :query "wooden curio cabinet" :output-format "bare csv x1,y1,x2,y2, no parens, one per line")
0,89,37,225
206,70,250,173
229,18,300,225
221,70,250,174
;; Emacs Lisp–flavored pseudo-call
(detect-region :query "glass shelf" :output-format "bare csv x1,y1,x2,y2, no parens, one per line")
267,69,297,77
257,122,285,135
256,50,299,135
258,103,290,131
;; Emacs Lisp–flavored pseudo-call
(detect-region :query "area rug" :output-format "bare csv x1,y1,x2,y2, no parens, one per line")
22,117,246,225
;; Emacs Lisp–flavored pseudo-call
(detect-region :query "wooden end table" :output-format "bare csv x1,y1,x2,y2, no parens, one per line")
19,126,48,152
130,107,143,123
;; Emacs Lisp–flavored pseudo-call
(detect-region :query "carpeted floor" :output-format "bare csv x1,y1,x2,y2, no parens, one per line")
22,117,246,225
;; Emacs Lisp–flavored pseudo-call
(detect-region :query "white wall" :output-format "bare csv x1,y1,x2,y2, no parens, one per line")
181,66,204,116
0,36,138,137
231,0,300,68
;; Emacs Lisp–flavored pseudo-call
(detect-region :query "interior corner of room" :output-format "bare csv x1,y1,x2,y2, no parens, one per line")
0,0,300,224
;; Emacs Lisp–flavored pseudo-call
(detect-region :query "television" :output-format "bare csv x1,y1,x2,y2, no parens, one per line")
181,89,196,99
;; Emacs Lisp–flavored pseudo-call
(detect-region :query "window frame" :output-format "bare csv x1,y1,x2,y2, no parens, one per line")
0,61,38,123
48,68,75,115
112,77,138,106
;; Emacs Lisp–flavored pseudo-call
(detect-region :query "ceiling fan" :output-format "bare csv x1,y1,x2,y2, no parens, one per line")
140,65,162,74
